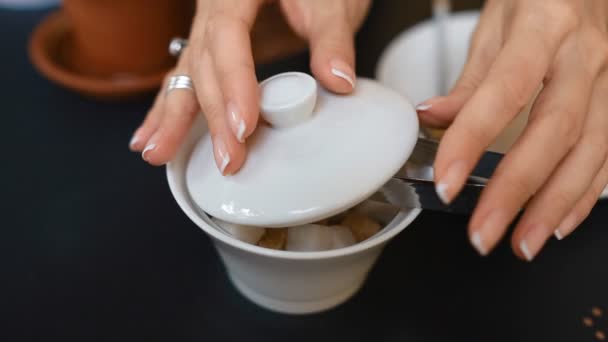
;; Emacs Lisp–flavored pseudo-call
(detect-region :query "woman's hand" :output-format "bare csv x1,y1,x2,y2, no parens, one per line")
129,0,370,175
417,0,608,260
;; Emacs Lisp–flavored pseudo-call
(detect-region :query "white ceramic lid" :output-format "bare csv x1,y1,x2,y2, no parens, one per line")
186,72,419,227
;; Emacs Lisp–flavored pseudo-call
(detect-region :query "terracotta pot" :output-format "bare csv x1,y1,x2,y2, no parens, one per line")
62,0,194,77
29,0,194,101
29,0,307,101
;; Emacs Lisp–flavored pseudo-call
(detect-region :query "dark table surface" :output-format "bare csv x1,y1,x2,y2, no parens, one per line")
3,2,608,342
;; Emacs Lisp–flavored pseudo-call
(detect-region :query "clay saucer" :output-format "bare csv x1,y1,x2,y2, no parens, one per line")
28,10,170,101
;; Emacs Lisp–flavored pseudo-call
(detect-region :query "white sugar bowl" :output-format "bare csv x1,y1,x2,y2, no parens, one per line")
167,72,421,314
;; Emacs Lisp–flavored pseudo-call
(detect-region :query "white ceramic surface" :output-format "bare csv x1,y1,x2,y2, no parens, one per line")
377,11,608,199
211,217,265,245
259,72,318,128
167,116,421,314
186,75,419,227
285,224,357,252
376,11,533,154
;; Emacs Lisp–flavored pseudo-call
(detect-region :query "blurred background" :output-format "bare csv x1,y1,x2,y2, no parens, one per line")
3,1,608,341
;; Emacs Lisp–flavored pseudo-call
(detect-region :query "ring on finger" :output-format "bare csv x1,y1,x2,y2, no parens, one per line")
169,37,189,57
166,74,194,94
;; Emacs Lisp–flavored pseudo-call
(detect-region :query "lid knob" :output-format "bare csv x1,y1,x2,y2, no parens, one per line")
259,72,317,128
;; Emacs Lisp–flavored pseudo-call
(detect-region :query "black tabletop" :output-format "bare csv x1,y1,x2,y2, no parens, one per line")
3,3,608,342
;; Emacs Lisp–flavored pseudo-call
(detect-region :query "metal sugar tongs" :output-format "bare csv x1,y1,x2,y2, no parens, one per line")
365,0,497,215
368,137,503,215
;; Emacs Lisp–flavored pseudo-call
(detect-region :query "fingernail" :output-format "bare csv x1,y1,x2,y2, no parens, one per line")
553,229,564,240
227,102,247,143
236,120,246,142
520,240,533,261
416,103,433,111
129,128,142,150
472,209,507,256
435,182,449,204
470,231,488,256
520,224,550,262
416,97,444,112
142,143,157,161
435,160,468,204
213,136,231,175
555,212,578,240
129,135,140,150
330,59,356,89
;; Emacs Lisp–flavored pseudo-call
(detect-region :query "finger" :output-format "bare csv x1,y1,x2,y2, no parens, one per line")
509,116,607,260
417,0,504,127
129,73,173,152
141,77,200,166
433,5,576,206
194,49,246,175
509,69,608,259
467,53,594,257
207,12,260,143
306,5,357,94
552,72,608,241
553,161,608,240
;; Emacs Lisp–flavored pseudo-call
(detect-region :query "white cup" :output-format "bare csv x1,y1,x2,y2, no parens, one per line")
166,117,421,315
377,11,533,154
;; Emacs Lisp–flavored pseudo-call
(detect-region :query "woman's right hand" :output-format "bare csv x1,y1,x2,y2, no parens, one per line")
417,0,608,260
129,0,371,175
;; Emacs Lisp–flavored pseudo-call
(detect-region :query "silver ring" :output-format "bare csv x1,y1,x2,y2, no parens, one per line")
166,74,194,94
169,37,188,57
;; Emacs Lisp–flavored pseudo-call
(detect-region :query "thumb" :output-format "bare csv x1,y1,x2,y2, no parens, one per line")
307,16,356,94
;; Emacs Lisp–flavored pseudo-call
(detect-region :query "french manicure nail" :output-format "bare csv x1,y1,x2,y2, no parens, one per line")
555,212,578,240
129,135,140,149
473,209,507,256
416,103,433,111
330,59,356,89
553,229,563,240
142,143,157,161
416,97,444,112
435,182,449,204
520,240,533,261
129,128,142,150
236,120,246,143
470,231,488,256
213,136,231,175
519,224,550,262
227,102,247,143
435,160,468,204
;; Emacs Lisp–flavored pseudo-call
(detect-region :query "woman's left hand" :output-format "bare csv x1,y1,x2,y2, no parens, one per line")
417,0,608,260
